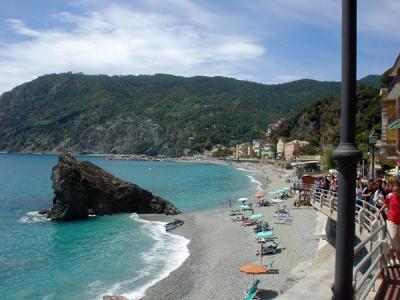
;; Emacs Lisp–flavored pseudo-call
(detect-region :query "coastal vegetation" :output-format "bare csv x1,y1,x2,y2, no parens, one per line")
0,73,380,155
272,84,381,158
0,73,351,155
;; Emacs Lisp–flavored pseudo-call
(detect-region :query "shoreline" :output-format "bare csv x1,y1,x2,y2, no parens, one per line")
139,162,320,300
0,151,232,165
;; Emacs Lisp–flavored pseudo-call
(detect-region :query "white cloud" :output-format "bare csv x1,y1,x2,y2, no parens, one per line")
0,2,265,93
360,0,400,38
0,0,398,94
249,0,400,37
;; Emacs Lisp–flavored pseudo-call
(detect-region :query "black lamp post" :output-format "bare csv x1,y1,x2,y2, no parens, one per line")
369,130,378,180
332,0,362,299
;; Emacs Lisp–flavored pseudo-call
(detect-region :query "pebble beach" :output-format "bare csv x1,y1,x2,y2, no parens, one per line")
141,162,322,300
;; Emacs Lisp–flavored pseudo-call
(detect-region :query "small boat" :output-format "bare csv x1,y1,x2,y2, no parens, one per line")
165,219,184,231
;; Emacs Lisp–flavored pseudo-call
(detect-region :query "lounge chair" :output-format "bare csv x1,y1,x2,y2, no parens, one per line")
254,224,271,233
243,279,261,300
243,220,258,226
229,209,243,216
256,241,281,256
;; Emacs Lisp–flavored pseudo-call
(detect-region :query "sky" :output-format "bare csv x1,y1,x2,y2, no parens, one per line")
0,0,399,94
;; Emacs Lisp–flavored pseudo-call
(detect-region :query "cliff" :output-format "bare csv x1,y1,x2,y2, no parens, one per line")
47,154,180,221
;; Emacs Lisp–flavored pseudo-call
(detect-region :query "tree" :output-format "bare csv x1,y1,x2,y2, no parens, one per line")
324,148,338,170
378,159,395,176
293,144,320,156
212,147,233,158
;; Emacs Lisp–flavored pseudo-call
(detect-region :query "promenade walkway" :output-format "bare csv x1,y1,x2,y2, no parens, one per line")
310,188,398,299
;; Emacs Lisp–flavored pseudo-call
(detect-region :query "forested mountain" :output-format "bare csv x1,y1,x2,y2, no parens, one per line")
0,73,379,155
272,84,381,155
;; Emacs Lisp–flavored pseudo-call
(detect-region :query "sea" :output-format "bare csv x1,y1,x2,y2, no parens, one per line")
0,153,261,300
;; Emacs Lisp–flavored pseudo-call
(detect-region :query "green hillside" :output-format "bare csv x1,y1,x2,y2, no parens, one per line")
272,84,381,155
357,75,381,89
0,73,377,155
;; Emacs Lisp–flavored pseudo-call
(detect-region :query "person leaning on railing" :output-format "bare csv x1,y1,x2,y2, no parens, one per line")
362,179,375,205
373,180,386,209
377,183,400,266
356,178,364,198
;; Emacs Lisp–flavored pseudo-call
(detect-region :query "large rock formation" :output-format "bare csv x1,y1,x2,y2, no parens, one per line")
47,154,180,221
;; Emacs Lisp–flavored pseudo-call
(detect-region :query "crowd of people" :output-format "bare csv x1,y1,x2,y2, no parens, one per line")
313,174,397,209
314,174,400,266
313,174,339,192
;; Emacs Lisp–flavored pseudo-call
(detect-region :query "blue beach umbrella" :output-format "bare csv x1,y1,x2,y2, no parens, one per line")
282,187,291,191
249,213,264,221
267,191,277,196
256,230,275,239
276,189,285,193
238,204,251,210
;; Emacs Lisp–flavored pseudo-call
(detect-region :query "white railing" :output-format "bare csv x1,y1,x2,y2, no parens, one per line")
310,187,388,300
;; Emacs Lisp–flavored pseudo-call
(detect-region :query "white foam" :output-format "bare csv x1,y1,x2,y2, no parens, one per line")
18,211,49,224
247,175,263,192
236,167,256,172
100,214,190,300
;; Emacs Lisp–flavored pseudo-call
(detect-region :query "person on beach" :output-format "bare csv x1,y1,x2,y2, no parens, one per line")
229,199,232,208
377,184,400,266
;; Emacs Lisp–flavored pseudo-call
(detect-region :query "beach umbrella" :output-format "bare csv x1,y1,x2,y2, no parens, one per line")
276,189,285,193
237,197,249,202
256,230,275,239
282,187,290,191
240,263,268,274
267,191,277,196
240,263,268,283
250,213,264,221
238,204,251,210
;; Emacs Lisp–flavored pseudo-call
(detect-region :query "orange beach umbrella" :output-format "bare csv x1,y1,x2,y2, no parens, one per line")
240,263,268,284
255,193,265,199
240,263,268,274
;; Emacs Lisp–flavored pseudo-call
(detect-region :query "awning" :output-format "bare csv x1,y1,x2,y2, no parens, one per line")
388,119,400,130
291,160,320,166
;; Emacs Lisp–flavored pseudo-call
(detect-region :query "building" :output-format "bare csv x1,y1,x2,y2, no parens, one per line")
284,140,310,160
377,54,400,161
276,138,285,158
235,142,252,159
252,140,262,157
261,144,274,159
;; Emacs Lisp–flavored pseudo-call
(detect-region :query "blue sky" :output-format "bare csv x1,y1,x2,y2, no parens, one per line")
0,0,399,94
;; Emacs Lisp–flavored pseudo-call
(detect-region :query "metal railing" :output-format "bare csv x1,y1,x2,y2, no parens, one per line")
310,187,388,300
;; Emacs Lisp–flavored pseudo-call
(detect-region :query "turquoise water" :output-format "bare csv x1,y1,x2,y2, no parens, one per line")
0,154,257,300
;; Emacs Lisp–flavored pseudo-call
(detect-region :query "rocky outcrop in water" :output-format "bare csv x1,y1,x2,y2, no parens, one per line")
47,154,180,221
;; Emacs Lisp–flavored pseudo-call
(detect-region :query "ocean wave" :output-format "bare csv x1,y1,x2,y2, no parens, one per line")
247,175,263,192
101,213,190,300
236,167,256,172
19,211,49,224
